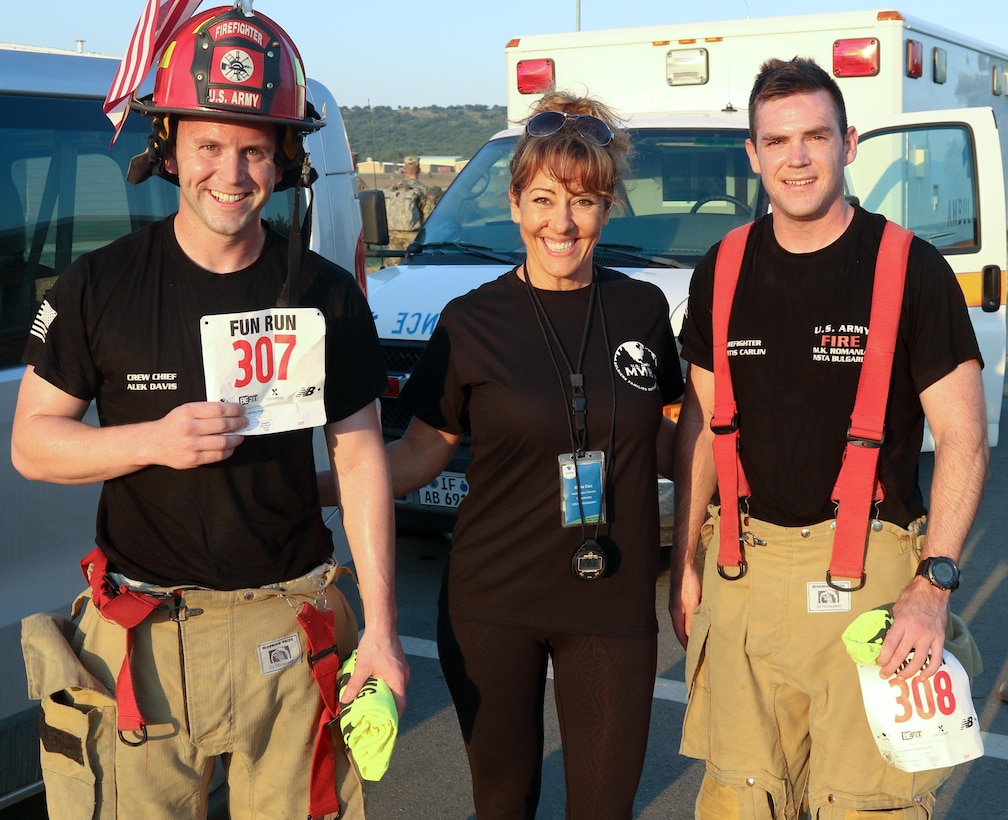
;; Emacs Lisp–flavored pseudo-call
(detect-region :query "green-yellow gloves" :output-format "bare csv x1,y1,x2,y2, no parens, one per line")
337,650,399,781
841,606,893,664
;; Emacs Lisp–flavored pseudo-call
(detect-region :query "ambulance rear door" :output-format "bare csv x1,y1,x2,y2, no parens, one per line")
847,107,1006,447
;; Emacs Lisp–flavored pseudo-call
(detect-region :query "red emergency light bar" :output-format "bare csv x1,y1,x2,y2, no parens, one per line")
516,58,555,94
833,38,880,77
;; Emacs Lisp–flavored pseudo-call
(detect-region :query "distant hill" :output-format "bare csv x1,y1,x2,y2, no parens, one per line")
340,104,508,164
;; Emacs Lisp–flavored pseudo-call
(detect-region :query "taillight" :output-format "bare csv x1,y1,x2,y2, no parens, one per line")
354,232,368,297
905,39,923,78
516,58,555,94
385,375,408,397
833,38,880,77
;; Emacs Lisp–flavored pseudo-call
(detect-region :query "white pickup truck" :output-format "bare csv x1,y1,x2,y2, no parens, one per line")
0,43,365,809
366,9,1008,535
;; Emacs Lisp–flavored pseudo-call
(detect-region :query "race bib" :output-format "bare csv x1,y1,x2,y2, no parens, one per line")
201,307,326,435
854,651,984,772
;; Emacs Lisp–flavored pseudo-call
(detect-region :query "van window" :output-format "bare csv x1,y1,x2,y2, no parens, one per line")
0,94,180,368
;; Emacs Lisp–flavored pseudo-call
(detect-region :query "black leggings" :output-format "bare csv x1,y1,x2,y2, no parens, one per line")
437,609,658,819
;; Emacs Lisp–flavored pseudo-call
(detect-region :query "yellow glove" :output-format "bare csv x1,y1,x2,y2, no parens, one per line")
841,607,893,665
337,650,399,781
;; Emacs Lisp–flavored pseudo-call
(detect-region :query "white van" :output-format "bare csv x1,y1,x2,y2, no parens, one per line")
0,43,364,808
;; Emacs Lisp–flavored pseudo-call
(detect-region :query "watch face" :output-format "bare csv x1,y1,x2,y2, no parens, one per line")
931,560,958,586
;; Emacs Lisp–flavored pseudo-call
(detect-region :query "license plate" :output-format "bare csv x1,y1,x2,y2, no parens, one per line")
417,471,469,509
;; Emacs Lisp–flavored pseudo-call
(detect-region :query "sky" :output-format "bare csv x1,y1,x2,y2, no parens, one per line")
3,0,1004,108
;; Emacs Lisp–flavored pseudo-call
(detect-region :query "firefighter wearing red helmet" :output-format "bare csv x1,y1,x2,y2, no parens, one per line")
14,4,408,819
127,3,323,192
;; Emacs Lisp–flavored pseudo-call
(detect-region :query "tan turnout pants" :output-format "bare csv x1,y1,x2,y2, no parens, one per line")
681,507,980,820
22,560,366,819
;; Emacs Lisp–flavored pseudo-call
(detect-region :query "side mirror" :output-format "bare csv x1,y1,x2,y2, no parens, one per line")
359,189,389,246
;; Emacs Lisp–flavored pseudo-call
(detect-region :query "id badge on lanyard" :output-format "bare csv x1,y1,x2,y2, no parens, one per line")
558,450,607,527
200,307,327,435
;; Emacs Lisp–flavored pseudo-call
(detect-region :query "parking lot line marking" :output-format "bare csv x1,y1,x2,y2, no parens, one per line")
400,635,439,659
398,635,1008,761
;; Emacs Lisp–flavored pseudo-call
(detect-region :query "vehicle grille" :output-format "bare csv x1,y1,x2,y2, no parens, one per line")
380,340,427,436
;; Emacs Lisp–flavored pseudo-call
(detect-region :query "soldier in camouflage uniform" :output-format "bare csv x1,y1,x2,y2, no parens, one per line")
385,156,434,263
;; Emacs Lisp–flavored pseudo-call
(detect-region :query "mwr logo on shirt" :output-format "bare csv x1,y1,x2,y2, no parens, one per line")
811,323,868,364
613,341,659,391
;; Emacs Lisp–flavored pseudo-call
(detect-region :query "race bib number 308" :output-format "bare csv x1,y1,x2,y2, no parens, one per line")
855,651,983,772
201,308,326,435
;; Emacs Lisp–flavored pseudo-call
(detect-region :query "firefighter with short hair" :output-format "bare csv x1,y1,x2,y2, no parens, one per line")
672,57,986,819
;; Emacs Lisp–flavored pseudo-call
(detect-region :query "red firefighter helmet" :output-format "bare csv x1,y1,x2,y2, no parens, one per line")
130,4,322,132
126,4,323,189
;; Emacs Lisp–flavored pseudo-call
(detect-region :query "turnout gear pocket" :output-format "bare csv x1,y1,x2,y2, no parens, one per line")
812,795,933,818
684,603,712,697
680,602,713,761
698,764,790,820
38,693,117,819
22,613,118,820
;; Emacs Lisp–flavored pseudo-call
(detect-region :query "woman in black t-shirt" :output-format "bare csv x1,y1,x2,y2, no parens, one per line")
389,91,683,818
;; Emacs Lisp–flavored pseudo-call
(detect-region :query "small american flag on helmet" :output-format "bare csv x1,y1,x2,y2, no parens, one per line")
102,0,205,143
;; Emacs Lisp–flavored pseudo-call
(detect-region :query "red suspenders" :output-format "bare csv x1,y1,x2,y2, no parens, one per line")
710,224,754,579
297,602,346,819
80,547,165,745
710,220,914,588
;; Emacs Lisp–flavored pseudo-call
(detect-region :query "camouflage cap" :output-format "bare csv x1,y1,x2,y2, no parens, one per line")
404,156,420,166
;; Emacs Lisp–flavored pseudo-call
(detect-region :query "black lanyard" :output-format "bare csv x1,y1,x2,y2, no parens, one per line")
522,264,618,539
523,263,598,456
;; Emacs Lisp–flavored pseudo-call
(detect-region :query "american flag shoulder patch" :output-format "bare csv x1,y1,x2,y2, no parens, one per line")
30,299,57,344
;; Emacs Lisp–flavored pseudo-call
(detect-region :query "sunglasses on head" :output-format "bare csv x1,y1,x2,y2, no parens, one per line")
525,111,615,147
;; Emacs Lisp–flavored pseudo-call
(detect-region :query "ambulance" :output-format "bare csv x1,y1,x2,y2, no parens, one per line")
366,9,1008,533
0,43,364,808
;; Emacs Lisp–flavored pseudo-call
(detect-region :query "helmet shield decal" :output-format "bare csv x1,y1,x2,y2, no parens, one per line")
194,15,281,118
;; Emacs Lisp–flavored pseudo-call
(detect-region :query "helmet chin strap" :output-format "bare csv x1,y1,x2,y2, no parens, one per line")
126,113,174,185
276,153,315,309
124,110,314,309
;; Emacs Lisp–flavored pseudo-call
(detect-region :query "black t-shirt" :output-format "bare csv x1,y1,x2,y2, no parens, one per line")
23,218,387,588
679,207,981,527
401,267,684,636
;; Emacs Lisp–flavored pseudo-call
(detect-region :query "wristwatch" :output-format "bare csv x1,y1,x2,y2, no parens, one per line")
915,556,961,591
